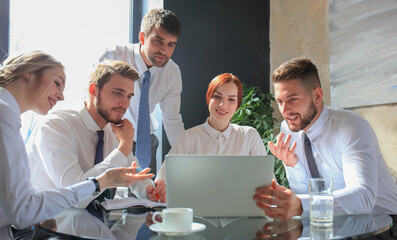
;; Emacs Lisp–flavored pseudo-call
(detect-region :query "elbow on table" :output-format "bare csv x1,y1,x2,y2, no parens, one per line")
8,203,48,229
9,215,34,229
340,192,376,215
345,204,374,215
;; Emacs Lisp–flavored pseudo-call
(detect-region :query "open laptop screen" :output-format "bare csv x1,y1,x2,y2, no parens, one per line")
165,154,274,217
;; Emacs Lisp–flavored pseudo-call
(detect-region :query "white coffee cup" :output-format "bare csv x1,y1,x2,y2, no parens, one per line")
152,208,193,232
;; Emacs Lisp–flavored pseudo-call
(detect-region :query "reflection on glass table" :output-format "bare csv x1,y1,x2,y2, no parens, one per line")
36,206,392,240
299,210,392,240
39,207,151,240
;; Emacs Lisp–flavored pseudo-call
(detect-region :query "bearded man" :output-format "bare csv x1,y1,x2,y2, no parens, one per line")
28,60,165,208
252,57,397,222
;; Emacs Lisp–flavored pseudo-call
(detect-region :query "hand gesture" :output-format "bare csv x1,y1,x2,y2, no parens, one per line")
146,179,166,203
253,180,303,220
96,162,154,189
268,132,298,167
111,119,134,156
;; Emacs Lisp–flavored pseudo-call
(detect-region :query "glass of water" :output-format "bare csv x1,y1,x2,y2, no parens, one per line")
309,178,334,226
115,186,129,199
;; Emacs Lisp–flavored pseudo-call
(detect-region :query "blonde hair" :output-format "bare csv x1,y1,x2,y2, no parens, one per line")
0,51,64,87
89,60,140,90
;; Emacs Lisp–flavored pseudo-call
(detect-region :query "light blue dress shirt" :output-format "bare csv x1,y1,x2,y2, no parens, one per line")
282,105,397,214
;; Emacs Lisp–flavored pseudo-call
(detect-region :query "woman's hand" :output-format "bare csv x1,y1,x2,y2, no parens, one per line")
146,179,166,202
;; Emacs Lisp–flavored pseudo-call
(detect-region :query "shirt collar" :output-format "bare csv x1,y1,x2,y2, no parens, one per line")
304,104,330,141
79,103,103,132
133,44,159,78
203,119,232,140
0,87,21,118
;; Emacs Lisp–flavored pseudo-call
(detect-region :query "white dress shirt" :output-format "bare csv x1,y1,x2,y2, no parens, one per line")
28,105,151,208
282,105,397,214
157,120,267,180
0,88,94,228
99,43,184,146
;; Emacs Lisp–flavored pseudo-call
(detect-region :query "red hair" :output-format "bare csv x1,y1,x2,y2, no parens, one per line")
206,73,243,110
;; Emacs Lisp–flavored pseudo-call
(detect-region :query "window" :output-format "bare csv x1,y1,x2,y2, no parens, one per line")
10,0,131,142
10,0,131,109
9,0,165,167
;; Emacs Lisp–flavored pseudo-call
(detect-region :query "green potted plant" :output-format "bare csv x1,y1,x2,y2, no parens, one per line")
231,84,289,188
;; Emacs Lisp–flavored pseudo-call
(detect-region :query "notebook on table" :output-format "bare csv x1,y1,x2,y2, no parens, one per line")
101,197,166,211
165,154,275,217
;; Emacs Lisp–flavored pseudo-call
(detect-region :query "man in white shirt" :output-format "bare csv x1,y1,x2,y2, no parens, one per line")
99,9,185,175
28,60,166,208
253,57,397,221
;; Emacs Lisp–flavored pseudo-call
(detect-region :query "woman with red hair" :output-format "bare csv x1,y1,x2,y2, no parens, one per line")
156,73,266,179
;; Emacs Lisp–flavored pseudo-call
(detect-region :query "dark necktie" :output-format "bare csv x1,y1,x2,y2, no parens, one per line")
303,133,320,178
92,130,110,202
136,70,151,169
94,130,104,165
135,222,152,240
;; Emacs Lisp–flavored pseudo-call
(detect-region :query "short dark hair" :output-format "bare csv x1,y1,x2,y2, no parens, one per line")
272,57,321,92
140,9,182,38
89,60,139,90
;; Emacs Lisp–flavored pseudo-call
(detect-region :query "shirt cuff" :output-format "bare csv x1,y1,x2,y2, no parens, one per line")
130,178,152,199
69,180,96,208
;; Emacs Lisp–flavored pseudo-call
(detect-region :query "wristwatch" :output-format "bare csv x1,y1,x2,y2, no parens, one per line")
87,177,100,195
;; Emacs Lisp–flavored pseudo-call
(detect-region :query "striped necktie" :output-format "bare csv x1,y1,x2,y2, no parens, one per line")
136,221,152,240
136,70,151,169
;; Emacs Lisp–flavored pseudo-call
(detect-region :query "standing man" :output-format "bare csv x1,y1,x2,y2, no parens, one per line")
99,9,184,176
253,57,397,221
28,60,166,207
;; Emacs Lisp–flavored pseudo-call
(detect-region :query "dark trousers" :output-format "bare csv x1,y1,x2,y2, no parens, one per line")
390,215,397,239
133,134,159,175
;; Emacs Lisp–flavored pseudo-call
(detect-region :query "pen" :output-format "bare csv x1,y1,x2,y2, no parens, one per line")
152,181,161,203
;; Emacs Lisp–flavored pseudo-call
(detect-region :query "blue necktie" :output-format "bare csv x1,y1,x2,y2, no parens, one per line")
136,70,151,169
94,130,104,165
303,133,320,178
136,221,151,240
93,130,110,202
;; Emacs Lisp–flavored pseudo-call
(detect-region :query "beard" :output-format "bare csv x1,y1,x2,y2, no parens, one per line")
96,94,125,124
287,100,318,132
148,52,169,67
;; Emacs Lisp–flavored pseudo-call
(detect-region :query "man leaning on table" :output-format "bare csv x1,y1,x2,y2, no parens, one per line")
98,8,185,177
253,57,397,221
28,60,166,208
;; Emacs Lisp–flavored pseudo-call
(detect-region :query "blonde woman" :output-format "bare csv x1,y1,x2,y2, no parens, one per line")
0,51,153,229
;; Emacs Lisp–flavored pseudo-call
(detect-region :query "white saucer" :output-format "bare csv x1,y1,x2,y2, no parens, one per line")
149,222,206,236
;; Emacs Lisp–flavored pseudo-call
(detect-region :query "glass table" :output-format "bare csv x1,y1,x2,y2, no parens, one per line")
30,205,393,240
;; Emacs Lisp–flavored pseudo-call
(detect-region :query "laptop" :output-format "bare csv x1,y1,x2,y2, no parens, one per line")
165,154,275,217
